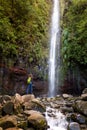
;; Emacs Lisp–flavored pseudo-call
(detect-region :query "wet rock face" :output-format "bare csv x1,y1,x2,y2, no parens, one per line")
0,65,87,97
0,66,27,95
60,0,87,96
0,66,48,97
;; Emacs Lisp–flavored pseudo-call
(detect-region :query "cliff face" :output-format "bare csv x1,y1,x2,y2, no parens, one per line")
59,0,87,95
0,64,48,96
0,0,51,96
0,0,87,95
0,65,27,95
59,0,66,17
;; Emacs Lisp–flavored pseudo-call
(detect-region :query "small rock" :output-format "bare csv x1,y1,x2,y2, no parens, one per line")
68,122,81,130
82,88,87,94
80,124,87,129
81,94,87,101
61,106,73,113
62,94,73,99
77,114,86,124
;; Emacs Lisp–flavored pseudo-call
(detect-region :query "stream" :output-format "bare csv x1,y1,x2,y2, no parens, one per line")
45,107,68,130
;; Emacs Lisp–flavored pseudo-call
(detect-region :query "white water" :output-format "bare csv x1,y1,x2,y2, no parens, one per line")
48,0,60,97
45,107,68,130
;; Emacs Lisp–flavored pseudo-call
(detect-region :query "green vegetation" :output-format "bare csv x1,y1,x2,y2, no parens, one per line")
0,0,52,66
1,0,87,76
61,0,87,72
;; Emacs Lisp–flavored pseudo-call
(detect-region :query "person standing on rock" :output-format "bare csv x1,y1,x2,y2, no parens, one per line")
26,74,33,94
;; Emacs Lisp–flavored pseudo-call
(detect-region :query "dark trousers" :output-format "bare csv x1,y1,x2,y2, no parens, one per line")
26,82,33,94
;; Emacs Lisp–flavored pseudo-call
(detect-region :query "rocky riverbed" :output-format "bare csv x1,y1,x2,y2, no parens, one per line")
0,88,87,130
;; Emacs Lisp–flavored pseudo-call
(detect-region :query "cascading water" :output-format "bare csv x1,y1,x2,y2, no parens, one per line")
45,107,68,130
46,1,68,129
48,0,60,97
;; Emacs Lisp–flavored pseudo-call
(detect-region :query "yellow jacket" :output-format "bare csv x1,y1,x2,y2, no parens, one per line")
27,77,31,84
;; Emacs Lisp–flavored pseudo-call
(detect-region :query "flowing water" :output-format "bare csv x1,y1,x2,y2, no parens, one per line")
47,0,68,129
48,0,60,97
45,107,68,130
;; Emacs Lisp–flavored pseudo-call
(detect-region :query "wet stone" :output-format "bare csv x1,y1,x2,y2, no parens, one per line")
69,122,81,130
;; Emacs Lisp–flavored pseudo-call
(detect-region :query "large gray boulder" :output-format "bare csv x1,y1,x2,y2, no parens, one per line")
28,110,47,130
73,100,87,116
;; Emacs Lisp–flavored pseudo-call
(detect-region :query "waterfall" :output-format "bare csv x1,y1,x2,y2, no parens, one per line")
48,0,60,97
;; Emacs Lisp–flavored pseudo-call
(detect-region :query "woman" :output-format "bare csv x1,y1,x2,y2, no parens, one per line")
26,74,33,94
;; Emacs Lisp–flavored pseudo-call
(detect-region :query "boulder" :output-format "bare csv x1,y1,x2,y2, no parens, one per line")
73,100,87,116
68,122,81,130
0,95,11,104
14,93,23,104
31,98,46,112
70,113,86,124
0,115,17,129
22,102,32,110
82,88,87,94
60,106,73,113
22,94,35,103
21,94,35,111
77,114,86,124
16,114,28,129
81,94,87,101
0,114,28,129
2,101,14,115
28,110,47,130
80,124,87,129
62,94,73,99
